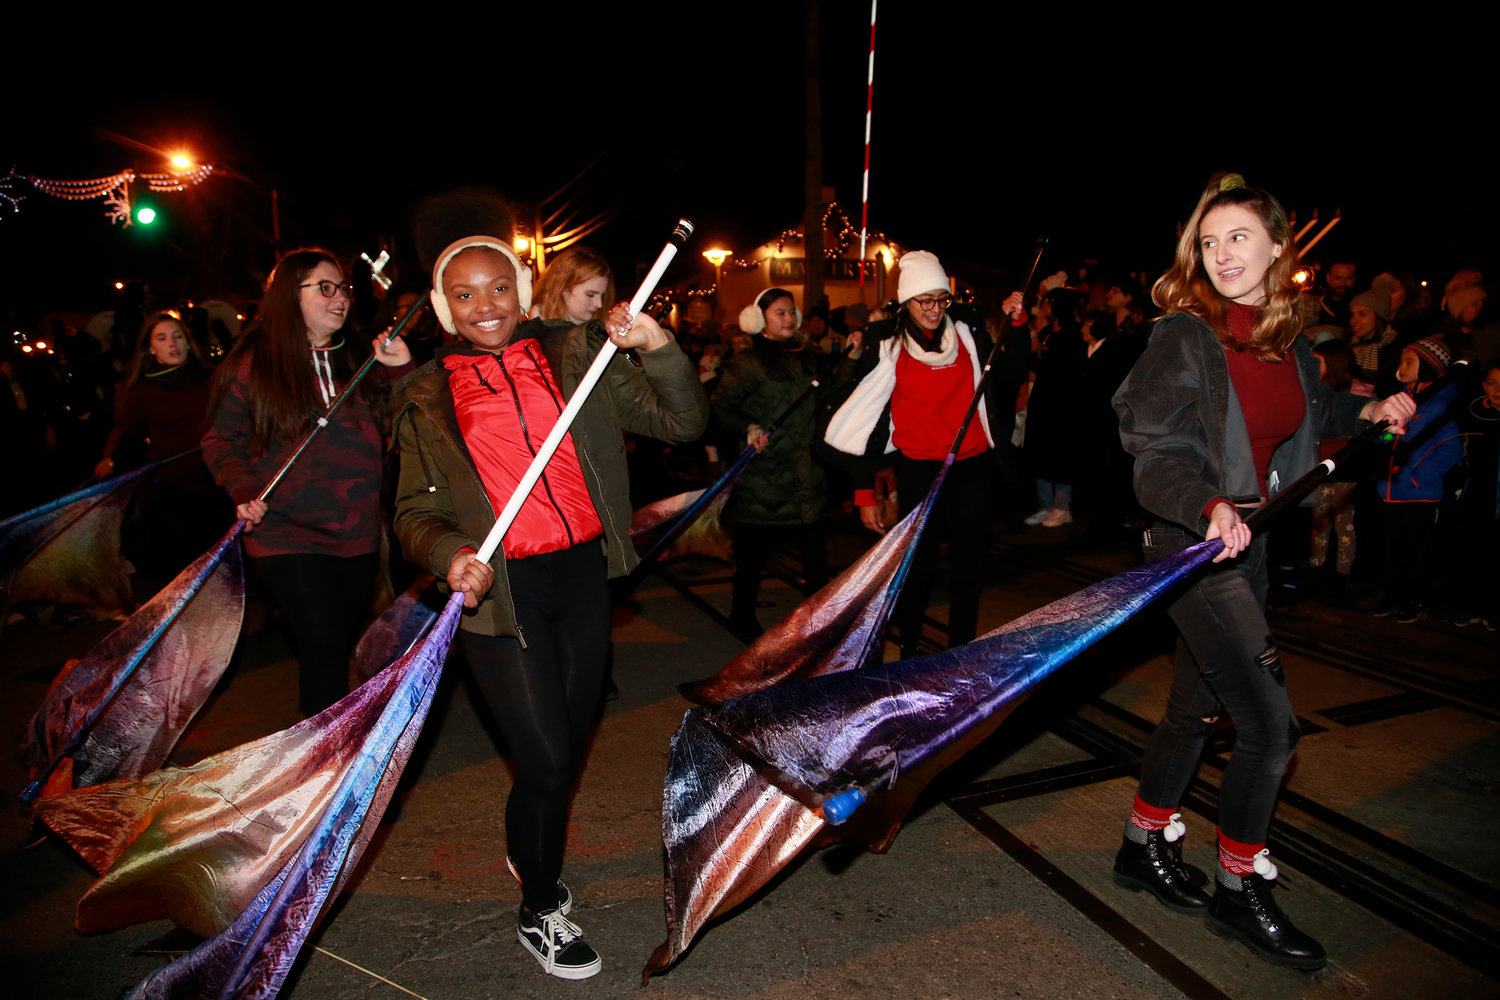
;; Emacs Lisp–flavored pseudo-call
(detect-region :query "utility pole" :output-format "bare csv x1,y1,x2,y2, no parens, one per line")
802,0,826,313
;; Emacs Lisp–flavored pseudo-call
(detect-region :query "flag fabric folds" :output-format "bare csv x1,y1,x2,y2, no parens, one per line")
679,464,947,704
647,537,1222,977
23,524,246,802
630,444,756,566
35,593,464,999
0,465,149,629
644,710,826,981
351,576,440,685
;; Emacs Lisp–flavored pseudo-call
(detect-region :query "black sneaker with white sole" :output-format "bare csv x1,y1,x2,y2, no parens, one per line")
517,906,601,980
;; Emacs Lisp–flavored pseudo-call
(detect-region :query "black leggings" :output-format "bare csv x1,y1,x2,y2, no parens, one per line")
730,522,829,621
458,542,610,912
252,552,378,717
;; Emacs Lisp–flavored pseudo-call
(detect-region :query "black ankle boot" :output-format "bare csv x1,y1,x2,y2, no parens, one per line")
1113,823,1211,914
1205,863,1326,970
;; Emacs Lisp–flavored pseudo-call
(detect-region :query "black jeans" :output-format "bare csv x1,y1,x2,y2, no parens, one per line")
1136,523,1299,844
458,541,610,913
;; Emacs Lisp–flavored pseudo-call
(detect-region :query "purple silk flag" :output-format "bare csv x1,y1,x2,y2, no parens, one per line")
0,466,148,630
679,464,948,705
23,523,246,802
351,576,439,685
643,469,949,979
645,538,1222,979
630,444,756,565
34,593,463,999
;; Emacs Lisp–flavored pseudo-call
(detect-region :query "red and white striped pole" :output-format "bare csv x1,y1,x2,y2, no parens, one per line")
858,0,877,294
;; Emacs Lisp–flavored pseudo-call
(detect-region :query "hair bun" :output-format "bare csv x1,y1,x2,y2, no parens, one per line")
1218,173,1247,192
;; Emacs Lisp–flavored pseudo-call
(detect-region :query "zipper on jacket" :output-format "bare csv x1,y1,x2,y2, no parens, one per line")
493,352,575,547
514,623,527,650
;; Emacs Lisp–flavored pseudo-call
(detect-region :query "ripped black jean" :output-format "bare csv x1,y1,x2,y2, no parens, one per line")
1136,522,1299,844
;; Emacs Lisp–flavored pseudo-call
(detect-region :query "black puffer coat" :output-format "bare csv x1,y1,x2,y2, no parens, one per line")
711,336,827,525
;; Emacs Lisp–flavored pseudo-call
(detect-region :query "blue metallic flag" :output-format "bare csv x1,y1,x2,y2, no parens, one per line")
121,595,461,1000
646,537,1221,979
630,443,756,566
33,593,466,999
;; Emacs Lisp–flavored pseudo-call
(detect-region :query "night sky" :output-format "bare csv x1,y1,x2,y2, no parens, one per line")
5,8,1490,326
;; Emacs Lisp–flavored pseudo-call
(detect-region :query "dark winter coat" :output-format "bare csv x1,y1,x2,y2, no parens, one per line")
711,336,829,525
1113,312,1368,535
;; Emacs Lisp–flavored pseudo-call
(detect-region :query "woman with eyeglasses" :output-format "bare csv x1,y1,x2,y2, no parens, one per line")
826,251,1024,657
203,248,413,717
1110,174,1414,969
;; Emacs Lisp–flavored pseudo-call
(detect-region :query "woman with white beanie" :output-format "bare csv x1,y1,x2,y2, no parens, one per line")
824,250,1024,657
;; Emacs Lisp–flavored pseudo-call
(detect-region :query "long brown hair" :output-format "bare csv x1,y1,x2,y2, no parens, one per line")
211,248,374,455
1152,173,1301,360
531,248,614,322
128,311,206,388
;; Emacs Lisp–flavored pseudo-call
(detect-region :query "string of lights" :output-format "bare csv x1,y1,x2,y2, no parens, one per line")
2,164,215,224
727,202,900,271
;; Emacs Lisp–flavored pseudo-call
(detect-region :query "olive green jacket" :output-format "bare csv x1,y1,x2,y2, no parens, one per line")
392,319,708,636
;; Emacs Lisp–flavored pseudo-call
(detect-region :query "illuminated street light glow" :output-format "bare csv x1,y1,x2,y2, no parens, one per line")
702,249,732,267
171,154,193,169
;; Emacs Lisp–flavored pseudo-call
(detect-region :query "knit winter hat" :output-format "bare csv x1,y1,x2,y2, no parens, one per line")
429,237,534,334
1351,288,1391,322
1371,272,1402,299
1406,337,1451,379
738,287,798,335
1446,284,1486,319
897,251,950,303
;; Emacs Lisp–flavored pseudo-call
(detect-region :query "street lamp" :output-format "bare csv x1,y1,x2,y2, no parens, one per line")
702,248,731,286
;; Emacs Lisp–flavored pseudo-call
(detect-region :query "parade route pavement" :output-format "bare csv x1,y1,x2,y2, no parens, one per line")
5,519,1497,999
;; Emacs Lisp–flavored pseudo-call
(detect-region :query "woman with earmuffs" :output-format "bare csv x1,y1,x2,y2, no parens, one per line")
712,288,841,641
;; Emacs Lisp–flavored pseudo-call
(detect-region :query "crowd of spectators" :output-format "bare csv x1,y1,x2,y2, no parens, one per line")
4,249,1497,633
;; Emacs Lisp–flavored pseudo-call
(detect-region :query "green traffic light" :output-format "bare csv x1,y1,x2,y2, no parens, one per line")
136,206,158,225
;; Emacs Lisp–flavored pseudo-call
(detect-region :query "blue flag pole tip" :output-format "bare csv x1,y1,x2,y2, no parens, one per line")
821,788,866,825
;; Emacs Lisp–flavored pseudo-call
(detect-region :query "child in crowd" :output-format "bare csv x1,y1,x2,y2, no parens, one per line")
1373,338,1463,623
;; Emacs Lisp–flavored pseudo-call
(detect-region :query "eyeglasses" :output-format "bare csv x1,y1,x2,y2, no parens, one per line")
300,280,355,298
911,294,952,312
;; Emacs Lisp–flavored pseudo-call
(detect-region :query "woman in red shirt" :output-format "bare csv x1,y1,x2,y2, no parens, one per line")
1112,174,1413,969
826,251,1023,658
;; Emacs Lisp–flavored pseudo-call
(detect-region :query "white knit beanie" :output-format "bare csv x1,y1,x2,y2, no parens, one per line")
897,251,949,303
429,237,534,334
